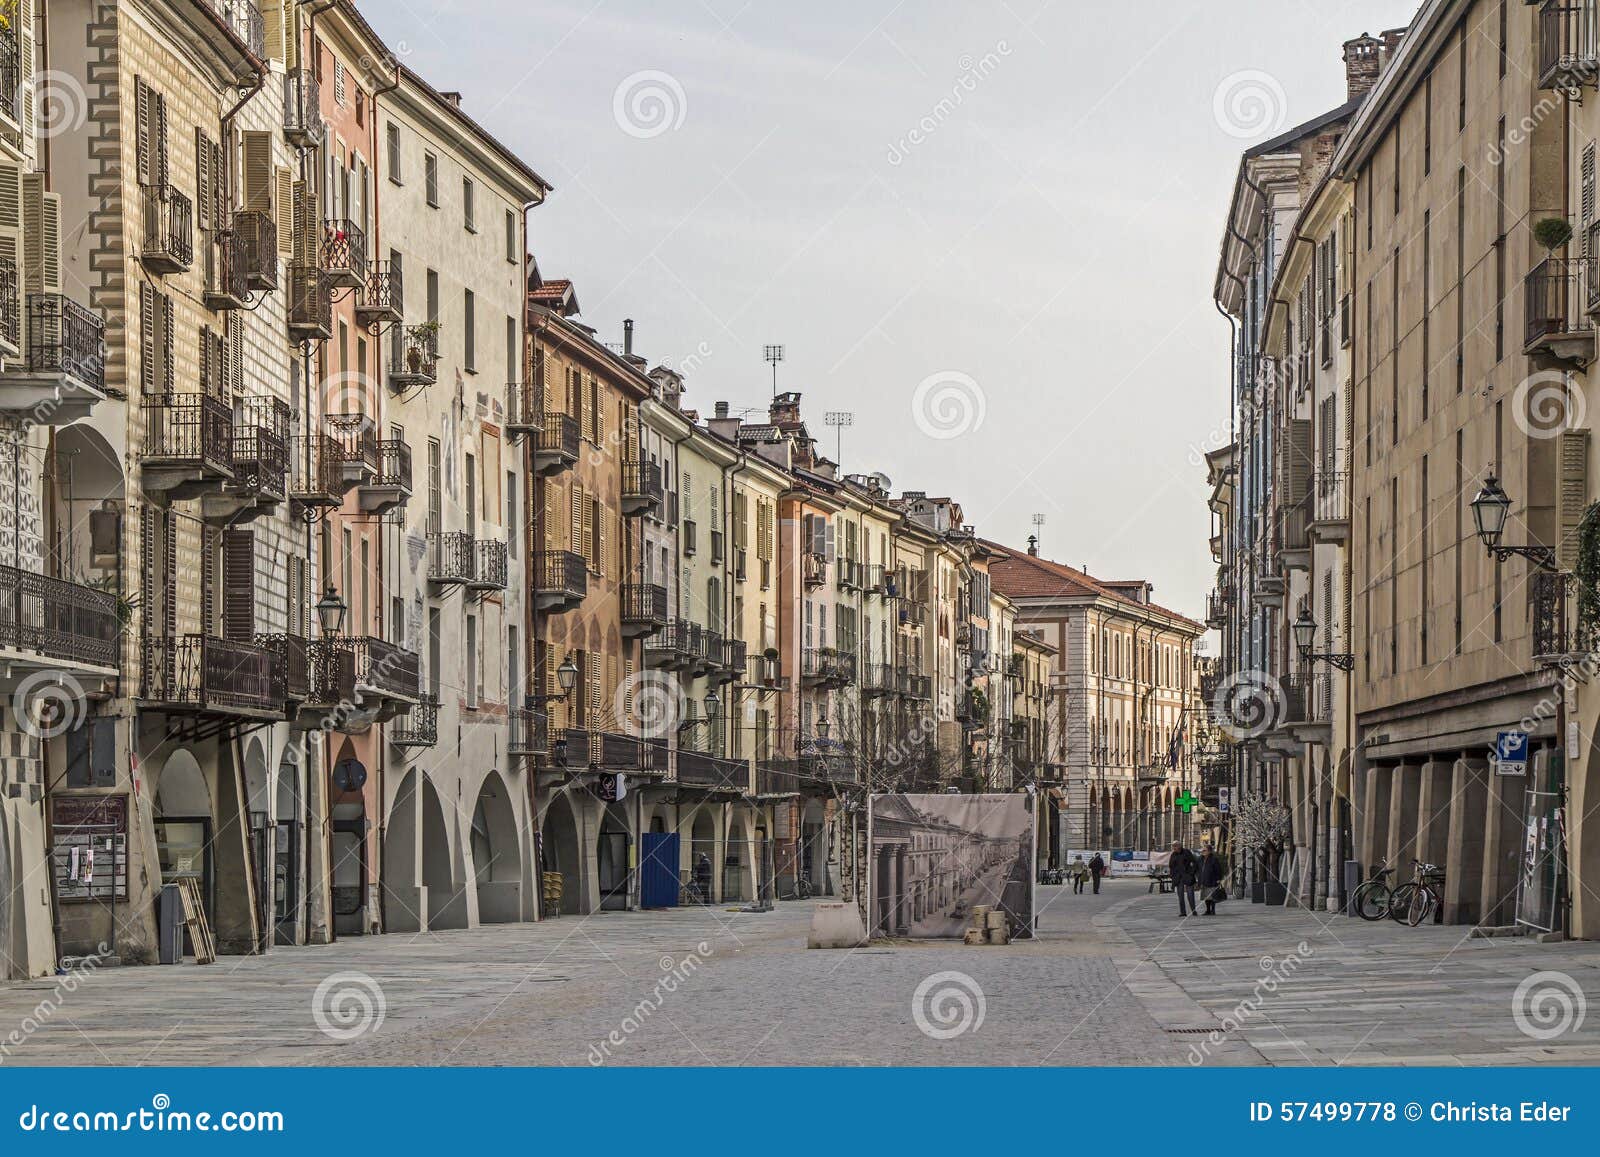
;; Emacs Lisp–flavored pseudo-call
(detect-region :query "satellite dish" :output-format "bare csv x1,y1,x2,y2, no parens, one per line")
333,758,368,792
872,472,892,491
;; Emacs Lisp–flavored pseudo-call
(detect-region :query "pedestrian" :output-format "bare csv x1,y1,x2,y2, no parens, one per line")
1199,844,1225,915
1072,855,1088,894
693,852,712,904
1088,852,1106,894
1169,840,1199,917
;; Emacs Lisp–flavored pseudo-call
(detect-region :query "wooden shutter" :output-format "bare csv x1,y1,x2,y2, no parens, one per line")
195,129,213,231
136,78,151,185
21,171,56,294
154,90,169,187
242,131,273,212
262,0,286,61
275,167,294,256
586,651,600,729
1280,417,1313,506
291,180,318,264
161,294,175,393
223,529,256,641
595,500,607,578
16,0,33,141
570,483,583,556
582,495,594,569
1557,429,1591,572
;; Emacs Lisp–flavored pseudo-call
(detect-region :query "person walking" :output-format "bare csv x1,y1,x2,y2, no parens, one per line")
1170,841,1199,917
1199,844,1225,915
1071,855,1088,894
1088,853,1106,894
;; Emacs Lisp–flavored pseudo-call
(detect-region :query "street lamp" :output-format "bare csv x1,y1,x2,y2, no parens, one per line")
817,718,830,741
1291,608,1354,671
530,655,580,704
704,689,720,719
315,585,347,637
1470,473,1558,571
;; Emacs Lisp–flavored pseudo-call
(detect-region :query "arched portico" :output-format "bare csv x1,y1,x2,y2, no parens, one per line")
471,771,522,923
540,793,583,915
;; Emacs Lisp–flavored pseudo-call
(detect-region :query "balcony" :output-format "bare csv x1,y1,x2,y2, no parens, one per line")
390,325,439,388
1253,573,1285,609
676,749,749,793
342,636,421,714
287,265,332,340
757,760,801,797
897,601,927,629
209,0,266,56
1205,589,1230,631
1280,496,1311,572
801,647,854,688
897,668,932,701
470,539,508,592
207,396,290,524
534,549,586,612
533,413,579,476
0,295,107,422
1532,571,1579,665
325,413,378,488
320,218,368,289
645,619,704,671
620,582,667,639
508,707,549,756
429,531,477,587
506,382,543,436
837,559,862,592
203,211,278,309
0,566,120,677
257,633,310,708
141,394,235,499
283,68,322,147
1538,1,1599,90
862,662,897,697
290,432,352,513
1525,255,1593,368
141,635,279,719
1281,671,1333,746
799,744,859,787
355,262,403,330
802,551,826,588
0,27,17,131
621,459,664,517
707,636,746,685
358,437,412,516
141,184,194,274
390,692,439,749
1312,462,1349,543
863,564,886,595
300,638,356,718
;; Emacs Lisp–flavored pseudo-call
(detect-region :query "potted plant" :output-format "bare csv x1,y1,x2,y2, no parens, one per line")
1533,216,1574,253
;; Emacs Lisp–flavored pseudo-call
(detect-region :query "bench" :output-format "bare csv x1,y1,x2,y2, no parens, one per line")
1147,872,1173,894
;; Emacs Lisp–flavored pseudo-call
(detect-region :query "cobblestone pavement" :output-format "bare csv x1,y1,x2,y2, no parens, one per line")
1112,888,1600,1066
2,882,1596,1066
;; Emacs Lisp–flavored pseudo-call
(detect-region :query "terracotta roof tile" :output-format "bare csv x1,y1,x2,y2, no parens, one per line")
982,540,1201,631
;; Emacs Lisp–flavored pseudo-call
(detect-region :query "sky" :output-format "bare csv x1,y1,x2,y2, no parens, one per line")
365,0,1420,623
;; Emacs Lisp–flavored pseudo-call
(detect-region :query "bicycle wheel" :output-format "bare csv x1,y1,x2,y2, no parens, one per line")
1387,882,1417,921
1354,882,1390,921
1406,886,1435,927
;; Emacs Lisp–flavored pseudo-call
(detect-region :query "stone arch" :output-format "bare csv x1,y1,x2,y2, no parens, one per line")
274,747,304,945
597,800,632,910
421,775,466,930
724,810,754,903
383,768,423,933
471,770,522,923
540,793,583,915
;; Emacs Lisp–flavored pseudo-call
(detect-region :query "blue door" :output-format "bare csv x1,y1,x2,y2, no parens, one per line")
640,832,680,909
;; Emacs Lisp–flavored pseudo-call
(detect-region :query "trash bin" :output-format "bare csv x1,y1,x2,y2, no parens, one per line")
157,884,183,964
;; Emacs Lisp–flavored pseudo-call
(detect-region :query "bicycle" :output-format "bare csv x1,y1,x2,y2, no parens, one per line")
780,869,812,901
1388,860,1445,926
1351,864,1395,921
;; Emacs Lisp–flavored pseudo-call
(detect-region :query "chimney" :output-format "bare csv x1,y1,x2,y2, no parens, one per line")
623,318,634,357
440,91,464,109
714,401,729,419
1026,535,1038,557
1342,33,1383,100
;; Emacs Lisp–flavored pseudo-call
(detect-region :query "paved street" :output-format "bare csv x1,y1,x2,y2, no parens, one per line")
0,880,1596,1066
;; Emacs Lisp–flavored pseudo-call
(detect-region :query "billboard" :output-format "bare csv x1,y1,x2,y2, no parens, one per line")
868,793,1034,939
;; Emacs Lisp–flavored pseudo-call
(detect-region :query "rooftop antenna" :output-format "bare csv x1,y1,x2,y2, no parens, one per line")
1032,513,1046,554
764,344,785,398
824,411,853,464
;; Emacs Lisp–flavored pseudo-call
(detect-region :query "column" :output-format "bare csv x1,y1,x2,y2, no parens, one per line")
1480,747,1531,927
1357,762,1393,877
1444,756,1489,925
1414,759,1453,871
1385,761,1422,872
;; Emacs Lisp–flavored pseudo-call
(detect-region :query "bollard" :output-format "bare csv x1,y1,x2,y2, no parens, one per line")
1342,860,1362,917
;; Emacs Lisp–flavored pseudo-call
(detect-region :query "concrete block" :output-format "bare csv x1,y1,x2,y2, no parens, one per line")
808,902,867,949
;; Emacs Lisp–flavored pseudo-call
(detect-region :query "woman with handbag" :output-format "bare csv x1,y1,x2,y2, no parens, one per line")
1199,845,1225,915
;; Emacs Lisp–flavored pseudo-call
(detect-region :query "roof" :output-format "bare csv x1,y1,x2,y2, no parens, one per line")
397,66,553,197
527,278,578,316
982,540,1202,632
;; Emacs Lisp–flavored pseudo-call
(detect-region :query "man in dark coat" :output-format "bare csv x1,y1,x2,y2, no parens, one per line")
1199,844,1225,915
1088,853,1106,894
1169,841,1200,917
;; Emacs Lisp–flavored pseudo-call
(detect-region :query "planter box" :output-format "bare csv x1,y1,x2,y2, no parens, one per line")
1263,881,1288,906
1251,881,1266,903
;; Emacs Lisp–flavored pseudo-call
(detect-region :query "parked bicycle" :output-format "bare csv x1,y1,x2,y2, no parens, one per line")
1352,863,1396,921
780,869,813,901
1387,859,1445,926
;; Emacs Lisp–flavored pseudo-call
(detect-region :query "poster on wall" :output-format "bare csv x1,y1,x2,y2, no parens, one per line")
51,795,129,903
867,793,1034,939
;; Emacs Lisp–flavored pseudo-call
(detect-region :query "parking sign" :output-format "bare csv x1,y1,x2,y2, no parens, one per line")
1495,730,1529,777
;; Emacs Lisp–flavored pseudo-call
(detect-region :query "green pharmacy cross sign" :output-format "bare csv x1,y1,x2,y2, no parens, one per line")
1175,791,1199,814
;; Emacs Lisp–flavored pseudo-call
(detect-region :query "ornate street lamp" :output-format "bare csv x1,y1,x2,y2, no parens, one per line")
1471,473,1558,571
1292,608,1354,671
315,585,347,637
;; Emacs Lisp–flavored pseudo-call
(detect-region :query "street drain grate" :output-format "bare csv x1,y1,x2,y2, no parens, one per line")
1164,1027,1222,1034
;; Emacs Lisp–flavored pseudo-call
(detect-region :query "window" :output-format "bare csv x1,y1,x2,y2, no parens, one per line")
424,152,438,207
426,268,439,324
505,208,517,262
463,289,476,372
463,177,475,231
506,470,517,559
466,614,479,708
386,123,401,184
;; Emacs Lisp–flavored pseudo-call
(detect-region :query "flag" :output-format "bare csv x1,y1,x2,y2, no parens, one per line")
1167,708,1187,769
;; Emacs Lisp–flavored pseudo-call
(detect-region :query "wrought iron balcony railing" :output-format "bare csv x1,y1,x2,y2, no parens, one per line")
391,324,439,387
508,706,549,756
230,397,290,500
533,413,580,474
141,184,194,273
506,382,543,433
0,28,18,127
25,294,106,392
1539,1,1600,90
142,393,235,477
290,433,346,510
802,552,827,587
621,458,664,516
325,413,378,475
534,549,587,608
287,264,332,340
0,254,18,351
339,636,421,701
283,68,321,147
1532,570,1575,662
676,749,749,792
321,218,368,287
862,662,897,696
620,582,667,634
1314,460,1349,529
355,261,403,328
1526,255,1588,350
0,565,119,670
370,437,412,490
1282,671,1333,728
141,634,279,716
757,760,801,797
256,633,310,704
390,692,439,748
471,538,508,591
429,530,477,585
209,0,266,57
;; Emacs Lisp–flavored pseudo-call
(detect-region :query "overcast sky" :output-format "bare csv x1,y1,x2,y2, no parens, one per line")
368,0,1419,623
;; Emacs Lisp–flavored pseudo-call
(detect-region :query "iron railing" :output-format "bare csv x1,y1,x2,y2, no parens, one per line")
621,582,667,629
508,707,548,755
27,294,105,390
325,413,378,473
473,539,508,590
1314,456,1348,526
290,433,345,507
287,264,332,338
390,692,439,748
321,218,368,284
1282,671,1332,727
506,382,543,430
863,662,897,696
677,749,749,792
283,68,321,146
231,397,290,499
622,459,663,512
1539,1,1600,89
391,324,439,385
143,394,234,475
0,566,119,669
535,413,580,463
209,0,266,56
1526,255,1586,348
356,261,402,322
339,636,420,701
0,27,18,126
535,549,587,603
0,254,17,350
757,760,800,796
429,531,476,584
257,633,310,703
142,184,194,271
371,437,412,490
1532,571,1574,660
142,634,277,715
